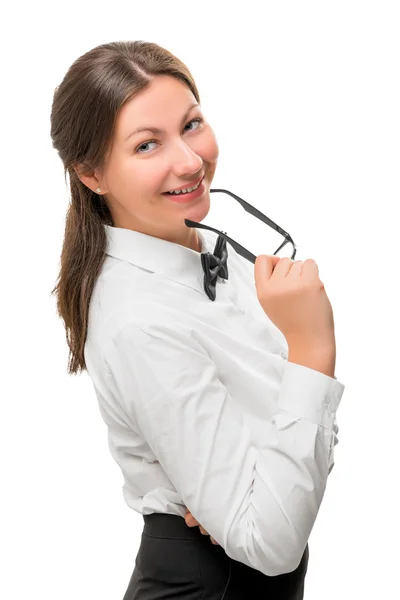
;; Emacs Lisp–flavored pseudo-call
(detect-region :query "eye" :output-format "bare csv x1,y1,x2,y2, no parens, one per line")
135,117,204,154
183,117,204,132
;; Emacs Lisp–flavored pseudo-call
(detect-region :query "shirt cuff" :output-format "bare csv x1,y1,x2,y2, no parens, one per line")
277,361,345,429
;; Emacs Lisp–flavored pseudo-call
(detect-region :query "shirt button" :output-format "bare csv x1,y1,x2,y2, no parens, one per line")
238,308,245,315
280,351,288,359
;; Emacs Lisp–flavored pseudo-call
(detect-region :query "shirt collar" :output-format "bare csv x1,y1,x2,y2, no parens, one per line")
103,224,223,297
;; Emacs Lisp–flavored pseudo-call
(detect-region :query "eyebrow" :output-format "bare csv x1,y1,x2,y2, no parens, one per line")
123,103,200,142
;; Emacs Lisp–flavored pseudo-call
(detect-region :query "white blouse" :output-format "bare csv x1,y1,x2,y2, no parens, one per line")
84,223,345,577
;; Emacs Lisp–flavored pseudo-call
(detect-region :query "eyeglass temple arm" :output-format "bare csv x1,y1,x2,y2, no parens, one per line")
185,220,258,264
210,188,294,243
184,188,296,265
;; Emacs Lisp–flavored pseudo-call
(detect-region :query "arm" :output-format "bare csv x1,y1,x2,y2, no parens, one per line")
104,320,345,577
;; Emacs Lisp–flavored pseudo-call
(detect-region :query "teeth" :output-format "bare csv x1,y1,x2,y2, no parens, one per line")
167,179,201,195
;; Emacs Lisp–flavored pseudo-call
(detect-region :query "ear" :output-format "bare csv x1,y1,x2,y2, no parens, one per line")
72,163,107,194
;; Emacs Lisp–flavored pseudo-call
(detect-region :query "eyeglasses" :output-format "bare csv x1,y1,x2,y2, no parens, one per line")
184,188,297,264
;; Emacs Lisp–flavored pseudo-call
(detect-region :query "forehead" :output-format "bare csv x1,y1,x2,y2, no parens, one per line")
116,76,197,139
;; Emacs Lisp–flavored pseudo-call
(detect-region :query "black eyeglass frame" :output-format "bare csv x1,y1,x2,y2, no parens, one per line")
184,188,297,265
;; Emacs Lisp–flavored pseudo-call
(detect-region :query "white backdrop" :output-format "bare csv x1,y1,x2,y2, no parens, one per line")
2,1,399,598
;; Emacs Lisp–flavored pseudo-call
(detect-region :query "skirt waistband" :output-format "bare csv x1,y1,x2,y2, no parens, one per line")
143,512,204,540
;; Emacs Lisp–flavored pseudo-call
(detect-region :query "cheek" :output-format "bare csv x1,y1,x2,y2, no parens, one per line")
203,129,219,163
104,157,136,191
121,159,165,191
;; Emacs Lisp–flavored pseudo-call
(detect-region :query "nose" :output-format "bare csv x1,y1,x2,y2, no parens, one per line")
169,138,203,176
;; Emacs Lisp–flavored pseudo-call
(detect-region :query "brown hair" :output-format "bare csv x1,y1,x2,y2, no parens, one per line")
50,40,200,375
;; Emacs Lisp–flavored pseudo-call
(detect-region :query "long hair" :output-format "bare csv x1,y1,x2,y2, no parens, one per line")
50,41,200,375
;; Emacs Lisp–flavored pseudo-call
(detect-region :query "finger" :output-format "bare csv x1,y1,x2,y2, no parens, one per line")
199,526,208,535
210,537,219,545
185,514,199,527
184,510,199,526
301,258,320,281
271,256,295,278
286,259,303,279
254,255,281,288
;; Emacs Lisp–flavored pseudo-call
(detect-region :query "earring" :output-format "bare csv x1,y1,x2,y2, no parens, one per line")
96,187,101,193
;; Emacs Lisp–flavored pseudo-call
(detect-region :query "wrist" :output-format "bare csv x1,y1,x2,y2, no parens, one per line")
287,345,336,378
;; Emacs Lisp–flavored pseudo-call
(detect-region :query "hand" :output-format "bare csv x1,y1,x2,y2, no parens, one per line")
184,509,219,545
254,255,336,349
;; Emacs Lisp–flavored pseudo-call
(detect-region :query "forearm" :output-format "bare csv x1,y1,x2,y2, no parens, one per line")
288,342,336,378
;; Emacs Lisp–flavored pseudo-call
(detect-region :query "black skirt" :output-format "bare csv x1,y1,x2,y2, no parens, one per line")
123,513,309,599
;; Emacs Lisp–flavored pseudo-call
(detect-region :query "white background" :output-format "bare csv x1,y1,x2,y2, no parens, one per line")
2,1,399,598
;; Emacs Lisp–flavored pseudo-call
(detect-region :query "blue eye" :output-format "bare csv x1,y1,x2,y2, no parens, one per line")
135,117,204,154
183,117,204,132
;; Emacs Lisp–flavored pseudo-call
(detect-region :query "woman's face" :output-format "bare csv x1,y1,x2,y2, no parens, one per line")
94,75,219,251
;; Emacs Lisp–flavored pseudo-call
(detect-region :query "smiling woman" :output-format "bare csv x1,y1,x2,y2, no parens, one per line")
48,39,334,600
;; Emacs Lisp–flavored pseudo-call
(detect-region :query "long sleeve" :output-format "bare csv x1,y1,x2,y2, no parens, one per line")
104,320,345,577
328,415,339,475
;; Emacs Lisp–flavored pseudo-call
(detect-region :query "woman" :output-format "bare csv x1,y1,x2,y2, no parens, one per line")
50,40,345,599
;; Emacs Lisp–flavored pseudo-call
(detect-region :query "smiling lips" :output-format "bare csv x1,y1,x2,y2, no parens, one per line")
163,177,206,203
163,174,204,194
